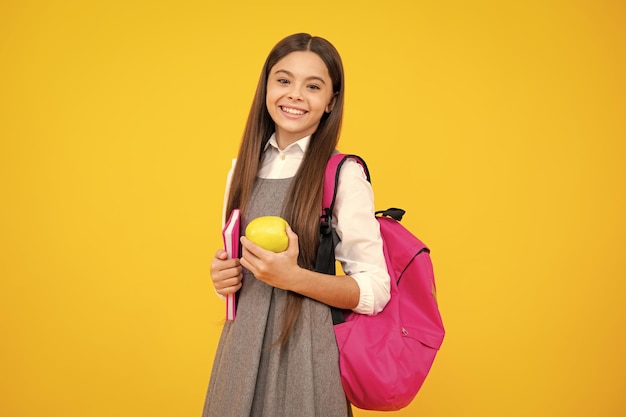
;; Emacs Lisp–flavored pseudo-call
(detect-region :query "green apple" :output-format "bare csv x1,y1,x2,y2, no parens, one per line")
245,216,290,253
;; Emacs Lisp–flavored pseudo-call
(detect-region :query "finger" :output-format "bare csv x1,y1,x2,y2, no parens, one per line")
285,226,299,255
216,284,241,296
240,236,267,260
240,236,256,252
213,266,243,287
214,249,228,260
239,246,256,272
212,255,240,269
215,276,243,294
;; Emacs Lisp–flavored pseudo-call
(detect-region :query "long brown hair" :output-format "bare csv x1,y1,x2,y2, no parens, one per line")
226,33,345,347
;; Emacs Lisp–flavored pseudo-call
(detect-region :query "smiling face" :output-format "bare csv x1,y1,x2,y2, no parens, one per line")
265,51,336,148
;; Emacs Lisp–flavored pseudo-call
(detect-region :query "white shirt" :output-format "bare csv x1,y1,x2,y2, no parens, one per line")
222,134,391,315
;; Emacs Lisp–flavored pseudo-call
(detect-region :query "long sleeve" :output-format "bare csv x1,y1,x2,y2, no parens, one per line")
332,158,391,315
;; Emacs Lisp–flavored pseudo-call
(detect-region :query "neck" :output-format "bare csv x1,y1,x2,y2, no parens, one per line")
276,134,299,150
275,129,315,150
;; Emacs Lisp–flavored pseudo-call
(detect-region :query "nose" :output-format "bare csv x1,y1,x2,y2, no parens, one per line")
287,84,304,101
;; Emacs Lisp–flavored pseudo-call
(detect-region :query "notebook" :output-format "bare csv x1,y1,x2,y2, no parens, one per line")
222,209,240,321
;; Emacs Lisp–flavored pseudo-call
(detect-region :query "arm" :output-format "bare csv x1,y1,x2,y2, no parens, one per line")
239,158,390,313
239,228,360,309
333,159,391,315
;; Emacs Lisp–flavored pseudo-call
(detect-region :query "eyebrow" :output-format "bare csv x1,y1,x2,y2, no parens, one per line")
273,69,327,85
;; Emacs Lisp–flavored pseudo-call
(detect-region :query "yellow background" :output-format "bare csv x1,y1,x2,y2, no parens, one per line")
1,1,625,416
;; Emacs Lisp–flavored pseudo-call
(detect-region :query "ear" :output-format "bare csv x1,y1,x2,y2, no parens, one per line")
325,93,338,113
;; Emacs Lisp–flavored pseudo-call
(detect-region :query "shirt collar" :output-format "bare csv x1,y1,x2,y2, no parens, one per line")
264,133,311,154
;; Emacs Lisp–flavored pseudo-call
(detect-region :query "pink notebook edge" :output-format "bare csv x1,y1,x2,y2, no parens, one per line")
222,209,240,321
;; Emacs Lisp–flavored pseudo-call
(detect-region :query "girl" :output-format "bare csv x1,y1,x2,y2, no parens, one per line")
203,33,390,417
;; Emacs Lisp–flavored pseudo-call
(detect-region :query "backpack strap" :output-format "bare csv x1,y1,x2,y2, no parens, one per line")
323,155,404,221
322,154,371,213
317,153,371,325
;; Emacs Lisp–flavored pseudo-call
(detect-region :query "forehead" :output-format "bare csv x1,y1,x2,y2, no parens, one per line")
270,51,331,80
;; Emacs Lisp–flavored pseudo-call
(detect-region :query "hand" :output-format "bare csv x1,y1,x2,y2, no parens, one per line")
210,249,243,296
240,226,301,290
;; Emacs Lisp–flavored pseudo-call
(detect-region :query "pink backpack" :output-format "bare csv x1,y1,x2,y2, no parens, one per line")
316,154,445,411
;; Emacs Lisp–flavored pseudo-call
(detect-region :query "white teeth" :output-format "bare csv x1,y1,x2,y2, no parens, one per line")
281,106,306,115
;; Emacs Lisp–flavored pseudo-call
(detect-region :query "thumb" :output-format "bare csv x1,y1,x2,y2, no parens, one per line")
285,226,299,254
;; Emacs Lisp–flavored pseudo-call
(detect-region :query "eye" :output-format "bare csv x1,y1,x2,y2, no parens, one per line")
277,78,289,85
307,84,321,90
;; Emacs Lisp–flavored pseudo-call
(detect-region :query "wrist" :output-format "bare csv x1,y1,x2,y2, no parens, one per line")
288,265,311,294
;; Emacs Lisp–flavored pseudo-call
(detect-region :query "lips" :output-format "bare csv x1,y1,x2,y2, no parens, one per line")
280,106,307,116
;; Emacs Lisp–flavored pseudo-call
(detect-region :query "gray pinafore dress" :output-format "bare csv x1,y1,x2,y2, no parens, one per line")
203,177,352,417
